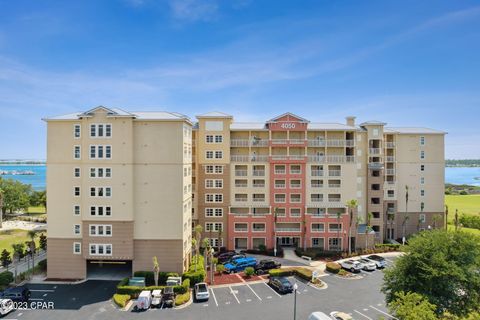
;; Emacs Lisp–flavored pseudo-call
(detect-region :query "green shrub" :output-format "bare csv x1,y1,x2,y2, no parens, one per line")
174,279,190,294
216,264,225,274
189,255,205,272
269,268,294,277
459,215,480,230
338,269,348,276
133,271,179,286
459,190,468,195
182,270,205,286
326,262,341,274
113,294,131,308
115,285,143,297
295,248,339,259
258,244,266,252
244,267,255,277
0,271,14,286
37,259,47,271
117,277,129,287
293,268,312,281
175,291,191,306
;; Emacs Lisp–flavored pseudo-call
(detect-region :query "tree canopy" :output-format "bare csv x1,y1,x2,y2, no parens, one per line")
0,178,32,214
382,230,480,317
389,292,437,320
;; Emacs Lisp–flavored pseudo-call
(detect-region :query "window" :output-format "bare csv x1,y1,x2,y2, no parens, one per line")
205,179,223,188
74,187,80,197
73,242,81,254
215,165,223,174
419,214,426,223
420,136,425,146
421,165,425,171
205,208,223,217
274,194,286,203
90,187,112,197
311,223,325,232
420,177,425,184
205,223,223,232
312,238,323,248
74,146,81,159
90,145,112,159
74,168,80,177
215,135,223,143
205,165,214,174
206,151,214,159
328,238,342,250
74,124,81,138
290,208,301,217
290,194,301,203
205,194,223,203
209,238,223,247
252,223,265,232
373,128,379,136
206,135,214,143
90,206,112,216
215,151,223,159
420,150,425,160
329,223,342,232
74,224,81,235
89,225,112,236
89,244,112,256
421,189,425,197
74,205,80,216
90,124,112,138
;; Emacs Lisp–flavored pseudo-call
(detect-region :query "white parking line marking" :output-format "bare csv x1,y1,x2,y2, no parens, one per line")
203,304,208,307
354,309,373,320
53,286,57,289
30,290,55,292
363,308,368,311
369,306,399,319
225,301,230,305
210,288,218,307
267,296,272,299
246,283,262,301
264,282,282,298
377,303,382,306
246,299,251,302
43,294,48,297
230,286,240,304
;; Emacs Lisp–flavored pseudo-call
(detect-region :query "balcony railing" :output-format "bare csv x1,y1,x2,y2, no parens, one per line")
311,198,324,202
311,170,324,176
251,155,268,162
271,155,288,160
307,140,326,147
290,169,301,174
235,183,248,188
386,142,395,148
276,228,301,232
328,183,341,188
274,170,286,174
369,148,382,155
290,184,301,188
253,183,265,188
271,139,288,145
253,198,266,202
328,170,341,177
289,139,305,145
386,169,395,175
386,156,395,162
253,170,265,176
311,184,323,188
275,183,286,188
234,227,248,232
235,170,248,176
328,198,341,202
386,180,396,185
251,140,269,147
234,197,248,202
289,155,306,160
231,139,249,147
274,198,286,203
368,162,384,169
231,155,249,162
307,155,356,163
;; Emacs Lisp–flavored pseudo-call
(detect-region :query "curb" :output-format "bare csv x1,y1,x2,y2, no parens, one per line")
174,290,193,310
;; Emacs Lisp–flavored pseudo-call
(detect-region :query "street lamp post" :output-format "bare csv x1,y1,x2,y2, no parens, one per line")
293,283,298,320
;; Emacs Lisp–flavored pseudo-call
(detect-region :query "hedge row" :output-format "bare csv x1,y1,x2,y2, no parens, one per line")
116,278,190,297
113,294,131,308
242,247,284,258
133,271,179,286
0,271,14,286
294,248,340,259
182,255,206,286
268,267,312,281
175,291,191,306
325,262,341,274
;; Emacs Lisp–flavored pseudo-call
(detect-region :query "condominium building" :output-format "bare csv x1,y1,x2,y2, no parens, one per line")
45,107,444,279
193,112,445,252
44,106,192,279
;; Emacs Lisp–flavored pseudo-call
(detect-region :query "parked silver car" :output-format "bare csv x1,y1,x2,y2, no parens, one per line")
340,260,362,273
357,258,376,271
367,255,387,268
194,282,210,301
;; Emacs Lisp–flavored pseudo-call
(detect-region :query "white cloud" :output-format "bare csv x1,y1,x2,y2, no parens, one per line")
168,0,219,22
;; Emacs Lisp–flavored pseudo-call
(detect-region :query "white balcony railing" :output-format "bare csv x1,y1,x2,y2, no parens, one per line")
235,170,248,176
369,148,382,155
311,184,323,188
386,156,395,162
235,183,248,188
289,139,305,145
251,155,268,162
386,142,395,148
235,197,248,202
231,155,249,162
328,198,341,202
274,170,286,174
234,227,248,232
275,183,286,188
307,140,326,147
253,170,265,176
328,170,341,177
311,197,324,202
276,228,301,232
251,140,269,147
328,183,341,188
230,139,249,147
253,198,266,202
271,155,288,160
311,170,324,176
386,169,395,175
253,183,265,188
290,155,306,160
271,139,288,145
290,184,301,189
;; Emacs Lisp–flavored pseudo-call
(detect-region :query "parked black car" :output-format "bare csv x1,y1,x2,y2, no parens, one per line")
161,286,176,308
0,287,31,302
254,259,281,275
217,251,238,264
268,277,293,294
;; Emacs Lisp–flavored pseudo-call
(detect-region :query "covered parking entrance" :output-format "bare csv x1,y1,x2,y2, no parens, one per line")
87,260,132,280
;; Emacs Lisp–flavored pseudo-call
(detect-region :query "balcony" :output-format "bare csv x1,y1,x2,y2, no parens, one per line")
386,169,395,175
252,197,266,202
276,228,301,232
386,142,395,148
235,182,248,188
290,155,306,161
328,198,341,203
253,170,265,176
230,139,249,147
369,148,382,155
328,183,341,188
253,182,265,188
311,170,324,176
311,197,324,203
328,170,341,177
271,139,288,145
274,169,286,175
251,139,269,147
231,155,268,162
231,155,249,162
368,162,384,169
311,183,323,188
386,156,395,162
251,155,268,162
234,197,248,202
271,155,288,161
326,139,348,147
307,140,326,147
235,170,248,176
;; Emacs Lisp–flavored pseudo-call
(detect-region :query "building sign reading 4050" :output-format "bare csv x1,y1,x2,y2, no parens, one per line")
280,123,296,129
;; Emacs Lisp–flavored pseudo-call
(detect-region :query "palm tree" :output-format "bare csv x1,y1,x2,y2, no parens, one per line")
454,209,459,231
217,225,222,254
27,230,37,276
302,219,307,250
194,225,203,271
346,199,358,255
336,211,342,252
445,205,449,231
273,207,278,255
355,216,363,252
152,256,160,286
365,212,373,250
402,185,409,244
202,238,210,270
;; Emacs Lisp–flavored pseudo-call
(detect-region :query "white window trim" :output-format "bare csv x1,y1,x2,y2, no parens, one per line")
311,223,325,233
90,205,112,217
74,124,81,139
234,223,248,232
89,244,112,256
89,224,113,237
73,242,81,254
74,145,81,160
206,151,214,159
74,167,81,178
420,136,425,146
205,222,223,232
205,208,223,217
290,193,302,203
74,224,81,235
90,123,112,138
73,186,80,197
328,223,343,232
274,193,286,203
311,237,325,248
251,223,266,233
73,205,81,216
215,151,223,159
89,145,112,160
90,187,112,198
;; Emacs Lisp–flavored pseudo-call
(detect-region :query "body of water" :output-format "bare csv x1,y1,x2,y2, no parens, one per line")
1,165,479,190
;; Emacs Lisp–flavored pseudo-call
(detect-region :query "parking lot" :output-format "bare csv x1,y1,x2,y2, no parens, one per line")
3,256,399,320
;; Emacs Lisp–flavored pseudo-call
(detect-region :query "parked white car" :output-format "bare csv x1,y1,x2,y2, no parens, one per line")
151,289,162,308
194,282,209,301
340,260,363,273
330,311,353,320
357,258,376,271
135,290,152,310
0,299,14,316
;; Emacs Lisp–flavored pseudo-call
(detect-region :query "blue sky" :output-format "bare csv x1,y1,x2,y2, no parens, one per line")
0,0,479,159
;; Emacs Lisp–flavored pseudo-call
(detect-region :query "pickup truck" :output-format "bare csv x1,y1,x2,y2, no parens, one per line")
224,257,257,273
254,259,281,275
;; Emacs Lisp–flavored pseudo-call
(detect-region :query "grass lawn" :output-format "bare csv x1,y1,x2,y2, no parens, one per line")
447,224,480,236
0,229,43,253
445,194,480,235
27,206,46,214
